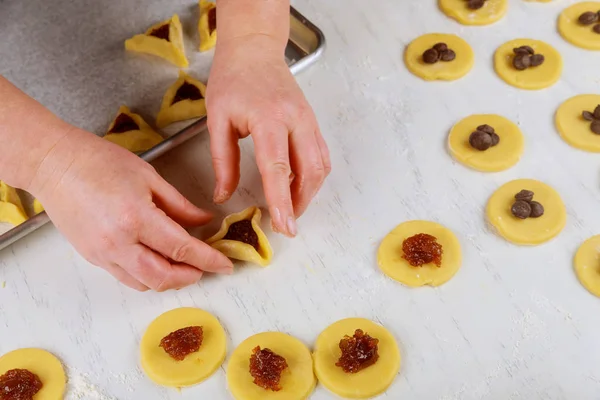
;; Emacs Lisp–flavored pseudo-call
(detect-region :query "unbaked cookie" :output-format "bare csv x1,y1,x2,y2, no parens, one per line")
104,106,163,153
140,307,227,388
156,71,207,128
0,181,28,226
439,0,508,25
574,235,600,297
378,220,462,287
199,0,218,52
313,318,400,399
487,179,566,245
227,332,316,400
0,348,66,400
448,114,524,172
556,94,600,152
125,14,188,67
206,207,274,266
559,2,600,50
494,39,562,90
405,34,474,81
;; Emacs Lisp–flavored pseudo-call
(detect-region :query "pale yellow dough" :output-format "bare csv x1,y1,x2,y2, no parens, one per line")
199,0,217,52
448,114,524,172
140,307,227,388
0,181,28,226
405,34,474,81
574,235,600,297
378,220,462,287
0,348,66,400
556,94,600,152
206,207,273,266
559,2,600,50
313,318,401,399
486,179,566,245
494,39,562,90
227,332,316,400
439,0,508,25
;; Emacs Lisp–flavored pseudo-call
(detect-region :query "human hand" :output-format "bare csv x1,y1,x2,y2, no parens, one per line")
206,35,331,237
29,129,233,291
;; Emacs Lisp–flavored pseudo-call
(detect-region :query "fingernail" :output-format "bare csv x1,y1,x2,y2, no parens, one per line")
223,265,234,275
287,216,297,237
213,187,229,204
271,207,283,233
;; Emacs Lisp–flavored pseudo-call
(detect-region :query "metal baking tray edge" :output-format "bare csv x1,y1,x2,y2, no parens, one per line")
0,6,325,251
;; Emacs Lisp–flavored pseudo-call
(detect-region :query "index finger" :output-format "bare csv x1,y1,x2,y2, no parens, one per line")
252,122,296,237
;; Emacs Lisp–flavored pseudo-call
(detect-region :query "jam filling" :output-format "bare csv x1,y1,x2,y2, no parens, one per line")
224,220,259,250
159,326,204,361
0,369,43,400
249,347,288,391
108,113,139,134
402,233,443,267
172,82,203,105
208,7,217,34
336,329,380,373
149,24,170,41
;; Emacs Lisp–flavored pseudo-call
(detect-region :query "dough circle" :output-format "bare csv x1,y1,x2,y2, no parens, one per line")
140,307,227,388
313,318,401,399
558,2,600,50
227,332,315,400
378,220,462,287
555,94,600,152
0,348,66,400
405,34,474,81
486,179,566,245
439,0,508,25
574,235,600,297
448,114,524,172
494,39,562,90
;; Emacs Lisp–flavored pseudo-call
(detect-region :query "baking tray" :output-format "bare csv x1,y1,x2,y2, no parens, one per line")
0,6,325,251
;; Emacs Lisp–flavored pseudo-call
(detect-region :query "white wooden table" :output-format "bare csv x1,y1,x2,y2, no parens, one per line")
2,0,600,398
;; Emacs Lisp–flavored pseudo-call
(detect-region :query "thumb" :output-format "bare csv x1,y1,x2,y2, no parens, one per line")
151,176,212,227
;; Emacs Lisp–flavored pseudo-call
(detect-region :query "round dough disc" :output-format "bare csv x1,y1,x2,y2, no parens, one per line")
448,114,524,172
439,0,508,25
574,235,600,297
378,220,462,287
405,33,474,81
486,179,566,245
140,307,227,387
555,94,600,152
227,332,315,400
558,2,600,50
494,39,562,90
313,318,401,399
0,348,66,400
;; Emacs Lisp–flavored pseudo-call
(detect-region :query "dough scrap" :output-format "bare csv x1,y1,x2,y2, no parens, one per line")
559,1,600,50
574,235,600,298
313,318,401,399
140,307,226,388
199,0,217,52
125,14,189,67
448,114,524,172
206,207,274,266
156,71,207,128
494,39,562,90
378,220,462,287
0,181,28,226
555,94,600,152
439,0,508,25
0,348,66,400
227,332,315,400
405,33,474,81
104,106,163,153
486,179,566,245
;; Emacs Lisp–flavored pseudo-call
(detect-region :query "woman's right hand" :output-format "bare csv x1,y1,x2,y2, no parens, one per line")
29,128,233,291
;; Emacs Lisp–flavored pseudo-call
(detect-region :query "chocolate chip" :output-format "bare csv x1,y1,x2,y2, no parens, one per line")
490,132,500,146
423,49,439,64
468,0,485,10
512,201,532,219
440,49,456,62
583,111,595,121
530,54,545,67
469,130,492,151
433,43,448,52
529,201,545,218
594,105,600,120
592,120,600,135
594,24,600,34
513,54,531,70
579,11,599,25
477,124,495,135
513,46,534,55
515,190,534,202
